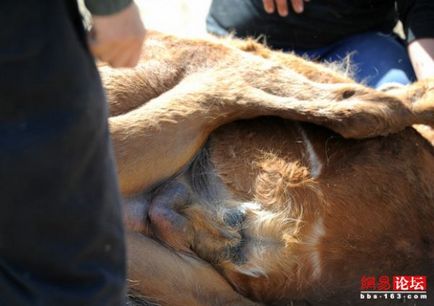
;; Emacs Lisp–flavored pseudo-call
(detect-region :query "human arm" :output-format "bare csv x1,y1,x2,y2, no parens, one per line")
397,0,434,80
408,38,434,80
84,0,146,68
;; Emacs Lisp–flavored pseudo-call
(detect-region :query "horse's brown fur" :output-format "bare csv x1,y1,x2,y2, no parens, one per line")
102,32,434,305
188,120,433,305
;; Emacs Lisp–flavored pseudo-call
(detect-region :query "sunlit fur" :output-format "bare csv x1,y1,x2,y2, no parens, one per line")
102,31,434,305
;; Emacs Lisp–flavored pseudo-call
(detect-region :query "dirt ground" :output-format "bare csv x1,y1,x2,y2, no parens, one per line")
136,0,212,37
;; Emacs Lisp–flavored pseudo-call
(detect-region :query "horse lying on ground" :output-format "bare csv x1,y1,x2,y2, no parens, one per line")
100,31,434,305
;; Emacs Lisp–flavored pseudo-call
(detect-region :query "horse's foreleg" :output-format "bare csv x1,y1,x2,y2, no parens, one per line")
127,232,260,306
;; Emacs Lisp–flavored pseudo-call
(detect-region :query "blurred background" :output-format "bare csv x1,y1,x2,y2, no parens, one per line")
79,0,212,37
81,0,403,39
137,0,403,39
136,0,212,36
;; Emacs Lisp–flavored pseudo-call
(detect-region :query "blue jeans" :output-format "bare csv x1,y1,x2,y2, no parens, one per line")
293,32,416,88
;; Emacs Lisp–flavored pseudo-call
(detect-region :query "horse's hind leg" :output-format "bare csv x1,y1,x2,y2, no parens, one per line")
148,180,195,254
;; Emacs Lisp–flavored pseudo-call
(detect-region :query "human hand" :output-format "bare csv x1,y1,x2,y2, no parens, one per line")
89,2,145,68
262,0,310,16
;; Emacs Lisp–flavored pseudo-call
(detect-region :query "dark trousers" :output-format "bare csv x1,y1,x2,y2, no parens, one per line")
0,1,125,305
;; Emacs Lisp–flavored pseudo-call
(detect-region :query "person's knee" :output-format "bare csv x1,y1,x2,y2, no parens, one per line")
325,32,417,88
374,68,415,88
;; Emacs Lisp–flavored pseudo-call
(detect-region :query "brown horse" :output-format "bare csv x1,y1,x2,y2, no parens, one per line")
102,32,434,305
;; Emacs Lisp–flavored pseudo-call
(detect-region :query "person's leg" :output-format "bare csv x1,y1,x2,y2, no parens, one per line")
0,1,125,305
321,32,416,88
292,45,333,60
